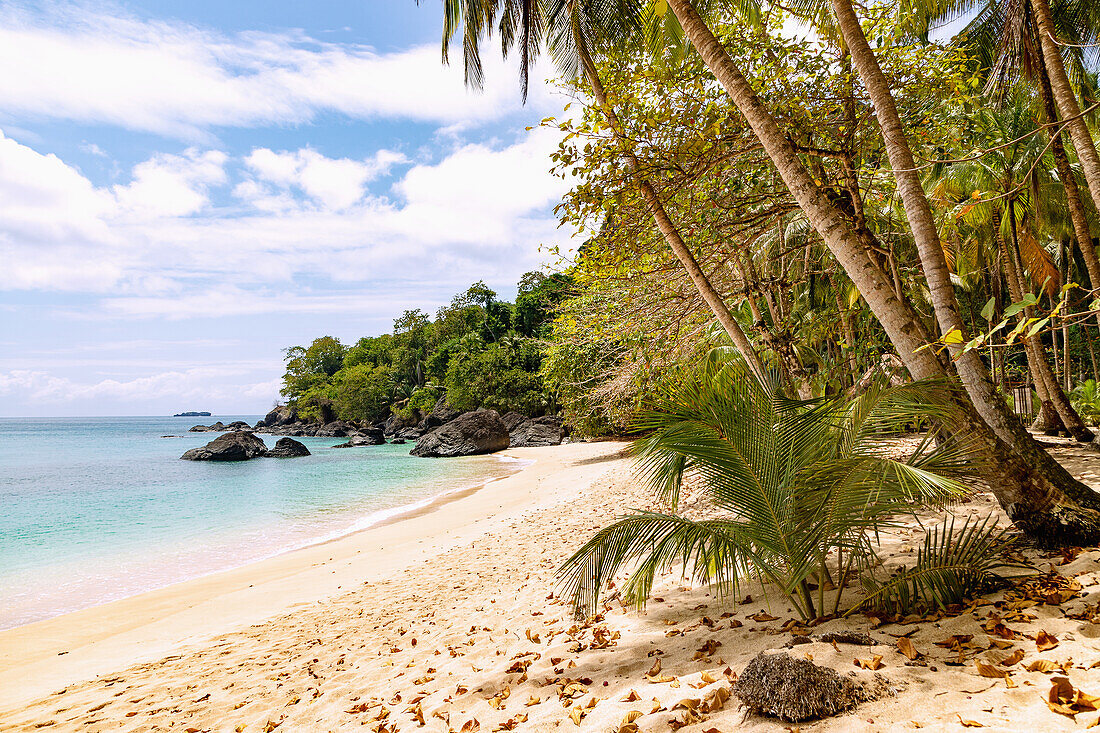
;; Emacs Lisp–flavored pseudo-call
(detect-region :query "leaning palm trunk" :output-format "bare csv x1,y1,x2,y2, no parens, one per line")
664,0,1100,541
571,30,774,387
826,0,1094,445
1031,0,1100,218
1036,62,1100,304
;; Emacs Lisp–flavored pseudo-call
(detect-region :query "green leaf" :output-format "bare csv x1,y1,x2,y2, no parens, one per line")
980,297,996,322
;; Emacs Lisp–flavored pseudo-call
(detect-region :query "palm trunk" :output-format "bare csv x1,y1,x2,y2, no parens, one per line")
1032,0,1100,217
665,0,1100,541
572,31,770,384
1003,202,1089,439
1036,60,1100,342
829,0,1061,450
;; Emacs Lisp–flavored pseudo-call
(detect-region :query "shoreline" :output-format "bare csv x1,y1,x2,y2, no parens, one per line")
0,447,528,634
0,441,628,713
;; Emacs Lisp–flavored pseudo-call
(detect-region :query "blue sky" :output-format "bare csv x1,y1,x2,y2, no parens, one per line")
0,0,576,416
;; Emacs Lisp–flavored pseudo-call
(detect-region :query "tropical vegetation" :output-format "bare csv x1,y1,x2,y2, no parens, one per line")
429,0,1100,544
280,273,572,423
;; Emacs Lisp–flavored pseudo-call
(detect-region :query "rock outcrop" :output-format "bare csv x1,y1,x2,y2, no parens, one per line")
332,428,385,448
189,421,226,432
499,411,528,432
382,414,416,436
258,404,297,428
264,437,311,458
314,421,354,437
418,397,462,431
410,409,510,458
508,415,564,447
181,431,268,461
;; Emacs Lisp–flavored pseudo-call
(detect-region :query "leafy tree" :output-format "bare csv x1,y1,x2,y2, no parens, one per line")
333,363,394,422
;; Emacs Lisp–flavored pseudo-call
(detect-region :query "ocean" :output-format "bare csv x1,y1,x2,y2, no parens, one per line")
0,416,520,630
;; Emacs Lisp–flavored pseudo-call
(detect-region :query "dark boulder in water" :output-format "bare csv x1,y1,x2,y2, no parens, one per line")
264,437,311,458
411,409,509,458
509,415,564,447
181,431,268,461
332,429,385,448
189,421,226,432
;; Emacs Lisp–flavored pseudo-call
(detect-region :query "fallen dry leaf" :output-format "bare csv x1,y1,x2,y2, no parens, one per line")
957,715,984,727
855,655,884,670
897,637,922,661
1047,676,1100,719
975,660,1011,681
1036,630,1059,652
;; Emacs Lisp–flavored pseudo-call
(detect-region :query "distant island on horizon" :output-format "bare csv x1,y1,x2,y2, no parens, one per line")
173,411,211,417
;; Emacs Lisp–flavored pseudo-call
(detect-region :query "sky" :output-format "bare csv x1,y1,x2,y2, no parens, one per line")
0,0,577,417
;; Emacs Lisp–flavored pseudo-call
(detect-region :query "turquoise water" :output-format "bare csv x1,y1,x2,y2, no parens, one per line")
0,417,519,630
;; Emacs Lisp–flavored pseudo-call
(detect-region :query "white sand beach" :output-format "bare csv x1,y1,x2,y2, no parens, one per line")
4,439,1100,732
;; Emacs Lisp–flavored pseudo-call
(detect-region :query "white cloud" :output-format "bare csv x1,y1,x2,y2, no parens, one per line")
0,126,574,312
0,6,561,138
113,149,227,218
0,367,281,407
241,147,406,211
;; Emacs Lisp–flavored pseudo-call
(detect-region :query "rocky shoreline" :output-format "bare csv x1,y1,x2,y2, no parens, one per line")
182,398,566,461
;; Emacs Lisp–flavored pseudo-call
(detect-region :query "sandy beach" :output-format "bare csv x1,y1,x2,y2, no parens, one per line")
4,438,1100,732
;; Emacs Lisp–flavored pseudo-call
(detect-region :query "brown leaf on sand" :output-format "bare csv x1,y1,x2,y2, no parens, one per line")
1036,631,1059,652
957,714,984,727
1047,676,1100,719
897,637,922,661
935,634,976,650
568,706,585,726
750,611,778,622
1026,659,1060,673
982,615,1016,640
621,690,640,702
460,719,480,733
999,649,1025,667
975,660,1011,682
855,655,884,670
648,658,661,677
617,711,644,733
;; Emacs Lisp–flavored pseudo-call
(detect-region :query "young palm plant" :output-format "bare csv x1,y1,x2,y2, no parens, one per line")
559,354,988,620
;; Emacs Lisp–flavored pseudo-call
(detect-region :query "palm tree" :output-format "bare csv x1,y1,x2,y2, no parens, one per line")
437,0,1100,540
659,0,1100,540
441,0,772,384
930,99,1094,441
928,0,1100,347
559,355,992,620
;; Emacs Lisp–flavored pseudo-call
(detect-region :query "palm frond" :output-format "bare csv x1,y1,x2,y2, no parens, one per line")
858,515,1018,614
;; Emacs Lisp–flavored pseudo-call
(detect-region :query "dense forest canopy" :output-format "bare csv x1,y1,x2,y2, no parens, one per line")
280,273,574,424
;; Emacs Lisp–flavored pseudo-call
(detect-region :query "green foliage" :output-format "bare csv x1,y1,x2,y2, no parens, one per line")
280,275,559,424
332,363,394,423
558,355,983,620
859,515,1017,615
445,339,548,415
1071,380,1100,425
